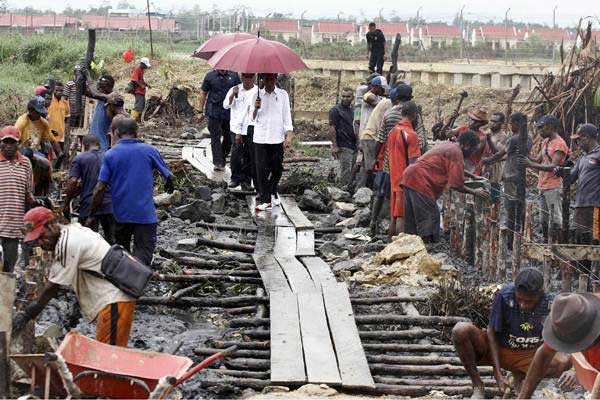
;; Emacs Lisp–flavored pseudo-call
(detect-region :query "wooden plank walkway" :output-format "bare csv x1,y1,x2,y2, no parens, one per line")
182,140,231,183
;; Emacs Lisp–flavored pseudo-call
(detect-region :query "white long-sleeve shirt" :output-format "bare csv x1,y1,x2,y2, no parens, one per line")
250,87,293,144
223,84,257,135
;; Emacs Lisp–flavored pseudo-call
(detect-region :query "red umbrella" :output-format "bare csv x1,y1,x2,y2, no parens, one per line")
207,37,308,74
192,32,256,60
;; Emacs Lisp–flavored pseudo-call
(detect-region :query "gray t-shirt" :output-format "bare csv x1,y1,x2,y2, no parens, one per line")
572,146,600,208
503,134,533,182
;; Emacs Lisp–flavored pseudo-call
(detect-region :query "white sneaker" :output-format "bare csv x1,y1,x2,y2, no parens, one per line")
255,202,272,211
271,194,281,206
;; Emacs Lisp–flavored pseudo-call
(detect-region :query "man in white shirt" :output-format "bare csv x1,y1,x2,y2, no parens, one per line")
250,73,293,211
13,207,136,347
224,73,258,191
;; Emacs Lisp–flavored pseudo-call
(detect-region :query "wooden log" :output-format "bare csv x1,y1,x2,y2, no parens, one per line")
0,332,9,399
195,222,258,232
461,198,474,260
173,257,256,270
211,369,270,380
224,358,270,371
474,197,484,271
497,228,508,280
160,248,253,264
362,343,454,353
208,340,270,350
374,376,497,387
370,363,493,377
355,315,469,326
225,306,257,315
350,296,427,304
138,295,268,308
170,283,203,300
197,378,269,391
367,354,461,366
359,329,440,340
154,274,262,284
230,318,269,328
374,383,500,397
242,330,271,340
195,348,270,359
488,201,499,278
283,157,320,163
196,237,254,253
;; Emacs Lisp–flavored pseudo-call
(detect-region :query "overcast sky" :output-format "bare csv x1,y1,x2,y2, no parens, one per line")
10,0,600,27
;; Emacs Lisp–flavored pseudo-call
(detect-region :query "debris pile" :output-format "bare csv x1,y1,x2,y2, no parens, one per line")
349,234,456,286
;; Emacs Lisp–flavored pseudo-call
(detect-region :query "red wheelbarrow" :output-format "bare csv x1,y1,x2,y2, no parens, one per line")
12,331,237,399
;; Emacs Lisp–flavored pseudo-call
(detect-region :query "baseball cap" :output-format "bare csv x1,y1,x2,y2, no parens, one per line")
27,96,47,115
390,84,413,102
140,57,151,67
34,86,46,96
534,115,560,128
22,207,55,243
515,267,544,294
371,76,388,89
0,126,21,142
571,123,598,140
365,73,380,84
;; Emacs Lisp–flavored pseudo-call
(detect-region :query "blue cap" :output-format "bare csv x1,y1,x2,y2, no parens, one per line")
370,76,388,89
390,84,413,102
534,115,560,128
27,96,47,115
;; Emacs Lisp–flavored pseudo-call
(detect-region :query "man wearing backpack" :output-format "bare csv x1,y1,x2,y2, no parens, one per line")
12,207,137,346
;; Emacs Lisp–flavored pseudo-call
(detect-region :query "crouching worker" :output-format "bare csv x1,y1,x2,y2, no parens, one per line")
12,207,137,346
452,268,572,398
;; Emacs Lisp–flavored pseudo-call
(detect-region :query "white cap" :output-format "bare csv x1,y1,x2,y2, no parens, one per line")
140,57,151,67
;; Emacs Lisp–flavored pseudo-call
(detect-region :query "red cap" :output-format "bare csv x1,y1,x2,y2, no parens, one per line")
0,126,20,142
23,207,55,242
35,86,46,96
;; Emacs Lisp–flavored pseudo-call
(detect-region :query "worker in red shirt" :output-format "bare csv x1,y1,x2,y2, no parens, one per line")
387,101,421,238
130,57,151,122
401,130,488,243
451,107,490,175
519,293,600,398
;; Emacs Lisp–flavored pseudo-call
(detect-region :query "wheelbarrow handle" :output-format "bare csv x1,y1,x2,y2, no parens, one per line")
175,345,238,386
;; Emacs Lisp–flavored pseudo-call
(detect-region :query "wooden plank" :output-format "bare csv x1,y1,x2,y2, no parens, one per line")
523,243,600,262
322,282,375,389
274,226,297,257
280,196,313,230
253,254,290,294
0,273,15,346
254,225,275,255
300,256,337,286
297,290,342,386
270,291,306,385
182,146,231,182
296,229,316,256
275,256,315,292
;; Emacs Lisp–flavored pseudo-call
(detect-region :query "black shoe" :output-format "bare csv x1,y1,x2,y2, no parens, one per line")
228,181,241,189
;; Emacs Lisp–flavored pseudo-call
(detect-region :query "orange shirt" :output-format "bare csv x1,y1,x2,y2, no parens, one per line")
402,142,465,200
538,136,569,190
388,119,421,193
48,96,70,142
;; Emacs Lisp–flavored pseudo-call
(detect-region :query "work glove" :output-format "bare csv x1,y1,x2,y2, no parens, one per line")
164,177,175,194
12,312,31,335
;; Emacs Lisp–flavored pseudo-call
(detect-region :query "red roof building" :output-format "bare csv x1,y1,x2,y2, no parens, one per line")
424,23,461,38
254,19,299,34
522,27,574,42
311,21,357,44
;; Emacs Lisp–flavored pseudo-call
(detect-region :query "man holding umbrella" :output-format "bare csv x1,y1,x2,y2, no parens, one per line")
198,70,241,171
251,74,293,211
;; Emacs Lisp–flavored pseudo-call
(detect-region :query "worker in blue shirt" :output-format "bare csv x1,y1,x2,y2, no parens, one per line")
198,69,241,171
91,118,174,265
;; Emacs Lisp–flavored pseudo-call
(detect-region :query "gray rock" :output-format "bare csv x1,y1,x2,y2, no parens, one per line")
353,187,373,206
179,131,196,140
177,238,198,251
326,186,351,202
356,207,371,227
336,216,358,229
299,189,328,212
323,212,343,226
195,186,213,201
154,190,183,207
211,193,227,214
171,200,216,223
156,209,169,221
332,259,363,273
317,240,346,257
334,202,356,217
225,204,240,218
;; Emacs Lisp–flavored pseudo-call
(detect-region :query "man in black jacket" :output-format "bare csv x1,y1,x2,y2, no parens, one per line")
366,22,386,75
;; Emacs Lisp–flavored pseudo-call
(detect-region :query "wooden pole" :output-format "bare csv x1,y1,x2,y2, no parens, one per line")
474,197,484,271
146,0,154,58
544,209,554,291
488,201,499,277
579,274,590,292
497,229,508,281
513,114,529,280
0,332,9,399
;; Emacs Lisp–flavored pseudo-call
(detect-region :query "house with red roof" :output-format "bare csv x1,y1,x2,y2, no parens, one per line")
521,27,575,47
252,19,300,41
419,23,461,48
358,22,411,46
311,21,357,45
471,25,519,49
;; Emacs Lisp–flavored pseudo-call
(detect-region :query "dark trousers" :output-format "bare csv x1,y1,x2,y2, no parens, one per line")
115,222,157,266
254,142,284,204
230,129,255,186
208,117,232,167
369,51,384,75
1,237,19,273
82,214,116,245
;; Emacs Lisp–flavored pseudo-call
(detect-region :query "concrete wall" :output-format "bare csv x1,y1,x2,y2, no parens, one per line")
303,59,558,91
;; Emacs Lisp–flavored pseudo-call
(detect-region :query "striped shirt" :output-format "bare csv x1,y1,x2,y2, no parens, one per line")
0,152,33,238
64,81,86,115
